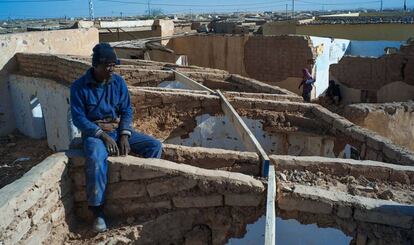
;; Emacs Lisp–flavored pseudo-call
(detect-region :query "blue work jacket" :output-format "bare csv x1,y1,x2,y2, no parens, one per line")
70,68,133,137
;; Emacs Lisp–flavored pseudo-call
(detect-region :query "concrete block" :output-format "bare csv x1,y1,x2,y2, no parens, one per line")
382,144,402,162
123,201,172,214
120,167,166,181
349,165,390,181
354,209,413,229
224,194,262,206
106,182,147,199
336,205,353,219
71,171,85,186
278,196,333,214
146,177,197,197
173,195,223,208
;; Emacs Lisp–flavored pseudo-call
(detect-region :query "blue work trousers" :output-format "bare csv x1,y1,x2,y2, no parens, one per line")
83,130,162,206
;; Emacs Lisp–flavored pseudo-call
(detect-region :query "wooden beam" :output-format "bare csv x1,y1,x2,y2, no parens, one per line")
174,70,215,94
216,90,270,177
264,165,276,245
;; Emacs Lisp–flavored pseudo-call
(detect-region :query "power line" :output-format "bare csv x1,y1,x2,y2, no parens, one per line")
295,0,381,6
0,0,72,2
97,0,290,7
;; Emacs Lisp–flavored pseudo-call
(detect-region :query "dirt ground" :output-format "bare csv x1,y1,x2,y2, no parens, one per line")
0,132,53,189
278,169,414,204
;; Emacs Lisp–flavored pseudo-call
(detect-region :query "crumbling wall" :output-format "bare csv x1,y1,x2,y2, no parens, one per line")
131,88,414,165
272,155,414,244
343,102,414,151
162,34,316,94
0,153,73,244
330,42,414,103
15,53,298,96
0,28,98,136
9,74,77,151
69,152,265,244
163,144,261,175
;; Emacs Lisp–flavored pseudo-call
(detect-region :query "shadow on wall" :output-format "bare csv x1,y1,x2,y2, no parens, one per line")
30,95,47,139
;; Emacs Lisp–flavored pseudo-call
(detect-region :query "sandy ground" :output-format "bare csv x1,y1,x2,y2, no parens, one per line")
0,132,53,189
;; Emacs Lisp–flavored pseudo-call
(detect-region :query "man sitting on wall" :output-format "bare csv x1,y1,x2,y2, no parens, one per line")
70,43,162,233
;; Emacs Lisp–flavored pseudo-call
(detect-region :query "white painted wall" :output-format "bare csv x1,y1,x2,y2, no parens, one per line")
9,75,80,151
310,37,350,96
0,28,98,136
165,114,335,157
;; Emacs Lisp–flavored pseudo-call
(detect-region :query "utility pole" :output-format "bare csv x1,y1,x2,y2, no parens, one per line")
380,0,383,11
147,0,151,17
291,0,295,19
285,4,288,19
88,0,94,20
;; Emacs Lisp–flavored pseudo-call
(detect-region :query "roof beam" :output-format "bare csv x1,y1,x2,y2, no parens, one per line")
216,90,270,177
174,70,215,94
264,165,276,245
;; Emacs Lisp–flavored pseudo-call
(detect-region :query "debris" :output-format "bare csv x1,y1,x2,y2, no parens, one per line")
378,190,394,200
12,157,31,165
279,173,287,182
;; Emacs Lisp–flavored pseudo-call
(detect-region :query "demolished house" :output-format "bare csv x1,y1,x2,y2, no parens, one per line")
1,26,414,245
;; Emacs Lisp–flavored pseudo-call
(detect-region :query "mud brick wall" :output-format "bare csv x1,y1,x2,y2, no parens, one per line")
0,153,73,245
331,42,414,91
15,53,89,84
129,88,222,140
69,151,265,221
163,144,261,175
244,35,316,83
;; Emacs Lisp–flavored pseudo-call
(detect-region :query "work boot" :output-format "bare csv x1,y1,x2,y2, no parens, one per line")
90,206,107,233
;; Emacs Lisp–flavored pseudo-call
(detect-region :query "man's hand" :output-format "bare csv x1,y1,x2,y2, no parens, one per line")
119,134,131,156
100,132,119,156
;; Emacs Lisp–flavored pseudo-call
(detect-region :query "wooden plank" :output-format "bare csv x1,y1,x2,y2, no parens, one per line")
264,165,276,245
216,90,270,177
174,70,215,94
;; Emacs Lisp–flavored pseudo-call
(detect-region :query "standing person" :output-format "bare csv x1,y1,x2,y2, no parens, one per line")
326,80,342,105
70,43,162,233
298,68,315,102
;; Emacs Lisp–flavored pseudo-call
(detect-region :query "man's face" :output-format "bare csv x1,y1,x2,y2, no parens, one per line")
95,62,116,81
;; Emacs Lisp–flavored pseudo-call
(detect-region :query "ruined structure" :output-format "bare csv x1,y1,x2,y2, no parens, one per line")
1,49,414,245
330,40,414,104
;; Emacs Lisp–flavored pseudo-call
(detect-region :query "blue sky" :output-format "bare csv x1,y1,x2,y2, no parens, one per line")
0,0,411,19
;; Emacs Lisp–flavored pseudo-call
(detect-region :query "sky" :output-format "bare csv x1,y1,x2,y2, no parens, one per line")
0,0,411,20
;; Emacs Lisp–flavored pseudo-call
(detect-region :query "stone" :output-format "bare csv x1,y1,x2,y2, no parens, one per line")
106,182,147,199
224,194,262,206
279,173,287,182
173,195,223,208
1,215,31,244
146,177,197,197
23,221,52,245
378,190,394,200
32,191,59,225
